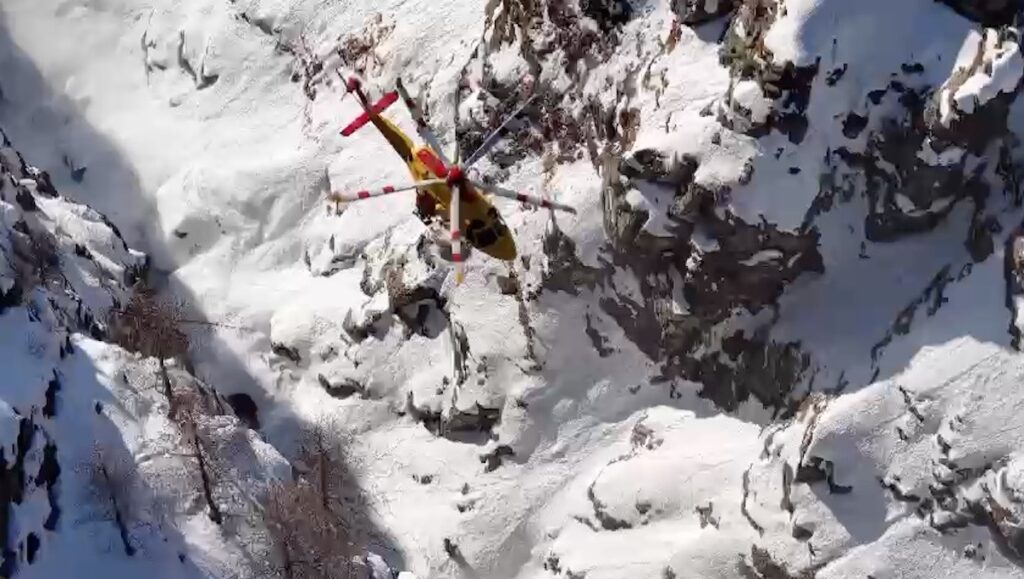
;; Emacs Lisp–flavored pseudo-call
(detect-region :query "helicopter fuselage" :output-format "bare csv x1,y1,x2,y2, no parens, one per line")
366,104,517,261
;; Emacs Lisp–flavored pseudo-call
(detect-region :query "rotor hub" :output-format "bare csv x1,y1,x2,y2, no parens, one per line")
446,165,464,185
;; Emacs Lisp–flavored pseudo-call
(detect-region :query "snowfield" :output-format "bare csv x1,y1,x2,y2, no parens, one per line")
2,0,1024,578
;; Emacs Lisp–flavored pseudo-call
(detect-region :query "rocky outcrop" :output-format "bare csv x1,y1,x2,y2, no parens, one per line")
457,0,641,171
536,148,822,411
938,0,1021,27
719,0,818,144
672,0,738,25
811,30,1022,255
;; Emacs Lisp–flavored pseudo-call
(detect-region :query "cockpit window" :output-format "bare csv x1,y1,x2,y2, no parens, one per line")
466,219,499,248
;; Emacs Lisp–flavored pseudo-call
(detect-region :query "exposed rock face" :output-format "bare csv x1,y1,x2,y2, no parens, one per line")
808,28,1022,259
719,0,818,144
1006,226,1024,348
938,0,1021,27
456,0,640,172
672,0,738,25
532,148,821,411
0,126,302,577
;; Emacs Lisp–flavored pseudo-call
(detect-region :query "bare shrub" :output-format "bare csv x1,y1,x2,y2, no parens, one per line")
170,383,225,526
76,444,142,556
255,418,362,579
298,417,346,513
9,221,61,291
108,286,190,361
108,287,195,414
262,478,357,579
337,13,393,77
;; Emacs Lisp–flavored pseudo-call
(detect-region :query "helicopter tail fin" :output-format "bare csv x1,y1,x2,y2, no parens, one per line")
340,90,399,136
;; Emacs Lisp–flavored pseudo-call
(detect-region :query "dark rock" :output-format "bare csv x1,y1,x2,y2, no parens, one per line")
672,0,737,24
271,342,301,363
690,337,811,412
841,112,868,139
581,0,634,31
902,62,925,75
792,524,813,541
14,186,35,212
621,150,699,188
0,281,21,314
33,171,57,197
446,403,502,433
830,74,1005,245
795,458,828,484
597,152,821,413
226,393,260,430
43,374,60,418
406,393,501,442
317,374,365,399
584,311,615,357
720,2,819,143
384,265,448,338
587,483,632,530
481,445,515,473
36,442,60,489
1004,227,1024,349
443,538,462,559
25,533,38,564
868,89,887,105
826,64,848,86
936,0,1020,27
966,215,998,262
683,215,824,324
496,273,519,295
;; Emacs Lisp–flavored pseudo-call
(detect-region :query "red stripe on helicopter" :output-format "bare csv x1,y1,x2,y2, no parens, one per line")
357,191,370,199
340,91,400,136
416,149,448,177
451,251,462,263
383,186,395,193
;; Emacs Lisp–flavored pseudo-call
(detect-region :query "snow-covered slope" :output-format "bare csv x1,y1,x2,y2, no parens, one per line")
3,0,1024,577
0,131,302,578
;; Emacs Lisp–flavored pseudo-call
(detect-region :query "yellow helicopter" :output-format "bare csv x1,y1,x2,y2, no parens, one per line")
323,69,576,284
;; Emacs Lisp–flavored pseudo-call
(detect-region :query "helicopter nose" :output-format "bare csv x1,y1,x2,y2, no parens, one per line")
488,233,517,261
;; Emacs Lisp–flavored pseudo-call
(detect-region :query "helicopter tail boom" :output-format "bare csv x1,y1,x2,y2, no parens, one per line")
340,90,399,136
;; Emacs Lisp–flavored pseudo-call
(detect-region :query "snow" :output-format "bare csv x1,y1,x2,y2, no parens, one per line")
952,31,1024,117
732,79,772,124
3,0,1024,578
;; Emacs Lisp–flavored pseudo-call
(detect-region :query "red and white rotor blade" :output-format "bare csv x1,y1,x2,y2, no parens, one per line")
469,180,577,214
329,179,444,202
395,78,452,168
451,183,464,285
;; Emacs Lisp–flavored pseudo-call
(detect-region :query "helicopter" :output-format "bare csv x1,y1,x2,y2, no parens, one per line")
322,66,576,285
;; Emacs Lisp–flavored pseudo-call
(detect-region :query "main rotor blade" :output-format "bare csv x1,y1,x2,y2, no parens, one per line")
451,182,464,285
469,179,577,214
462,94,538,170
328,179,445,202
395,78,452,169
